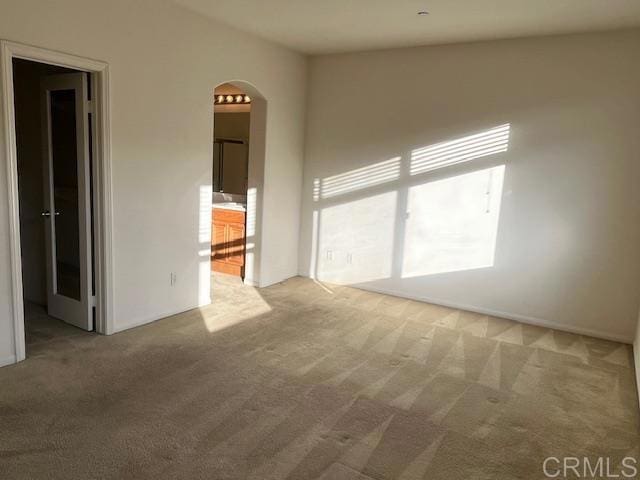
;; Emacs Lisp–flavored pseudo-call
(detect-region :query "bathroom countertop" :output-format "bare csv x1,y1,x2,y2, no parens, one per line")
212,202,246,212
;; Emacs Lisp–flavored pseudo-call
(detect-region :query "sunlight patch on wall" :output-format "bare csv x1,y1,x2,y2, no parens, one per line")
309,209,320,279
199,185,213,244
244,187,257,283
316,191,396,283
411,124,510,176
199,185,213,306
402,165,505,277
314,157,401,200
245,187,257,238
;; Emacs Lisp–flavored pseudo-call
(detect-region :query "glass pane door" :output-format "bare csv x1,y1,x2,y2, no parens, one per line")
49,89,81,300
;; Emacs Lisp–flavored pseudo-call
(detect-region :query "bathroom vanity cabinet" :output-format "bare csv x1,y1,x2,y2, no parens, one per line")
211,207,246,277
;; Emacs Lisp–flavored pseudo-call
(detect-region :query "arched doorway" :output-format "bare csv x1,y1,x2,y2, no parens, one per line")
210,81,266,288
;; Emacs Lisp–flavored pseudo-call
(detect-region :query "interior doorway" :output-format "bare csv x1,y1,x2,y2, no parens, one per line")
12,58,95,351
1,40,113,364
210,83,252,279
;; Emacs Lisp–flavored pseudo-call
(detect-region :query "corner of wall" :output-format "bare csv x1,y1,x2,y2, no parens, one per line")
296,54,313,278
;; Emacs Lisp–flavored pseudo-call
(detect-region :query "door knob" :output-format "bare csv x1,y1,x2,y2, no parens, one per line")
41,210,60,217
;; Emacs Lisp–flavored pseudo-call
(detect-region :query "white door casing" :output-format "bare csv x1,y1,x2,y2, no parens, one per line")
1,40,113,365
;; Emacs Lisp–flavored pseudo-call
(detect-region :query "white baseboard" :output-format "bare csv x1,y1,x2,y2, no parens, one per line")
112,304,202,334
353,284,631,344
243,277,259,287
0,354,17,367
259,271,298,288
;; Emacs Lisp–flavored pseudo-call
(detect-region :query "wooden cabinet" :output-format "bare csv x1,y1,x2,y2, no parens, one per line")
211,208,246,277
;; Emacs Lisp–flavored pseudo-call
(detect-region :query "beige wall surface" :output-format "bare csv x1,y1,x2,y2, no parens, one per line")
300,29,640,342
0,0,307,364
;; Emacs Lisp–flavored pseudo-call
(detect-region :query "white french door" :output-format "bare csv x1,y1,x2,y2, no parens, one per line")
41,73,93,330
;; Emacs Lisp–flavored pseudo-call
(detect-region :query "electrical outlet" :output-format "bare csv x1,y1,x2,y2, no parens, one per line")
326,250,333,261
170,272,177,286
347,253,353,264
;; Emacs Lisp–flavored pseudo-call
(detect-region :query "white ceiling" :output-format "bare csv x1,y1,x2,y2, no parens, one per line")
173,0,640,54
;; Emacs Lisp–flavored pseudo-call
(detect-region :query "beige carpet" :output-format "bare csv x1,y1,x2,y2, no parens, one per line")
1,274,638,479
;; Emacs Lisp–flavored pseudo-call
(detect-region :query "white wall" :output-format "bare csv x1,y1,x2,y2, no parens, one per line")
300,29,640,342
0,0,307,364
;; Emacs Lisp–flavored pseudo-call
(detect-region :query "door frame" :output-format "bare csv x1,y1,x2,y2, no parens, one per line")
1,40,114,363
213,80,267,288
